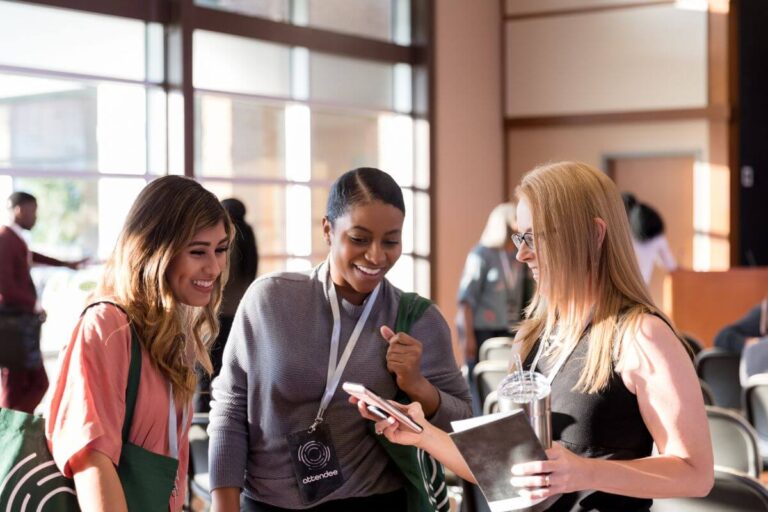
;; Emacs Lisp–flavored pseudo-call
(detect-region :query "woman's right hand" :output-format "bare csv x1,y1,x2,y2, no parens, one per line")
353,398,426,447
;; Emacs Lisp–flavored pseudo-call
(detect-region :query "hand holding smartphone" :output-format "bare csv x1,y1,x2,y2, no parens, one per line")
342,382,424,433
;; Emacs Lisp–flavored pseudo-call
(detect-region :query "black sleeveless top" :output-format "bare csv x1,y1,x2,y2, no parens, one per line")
524,332,654,512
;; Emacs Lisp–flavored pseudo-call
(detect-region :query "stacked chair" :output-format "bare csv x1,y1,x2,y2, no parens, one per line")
696,348,742,410
744,374,768,469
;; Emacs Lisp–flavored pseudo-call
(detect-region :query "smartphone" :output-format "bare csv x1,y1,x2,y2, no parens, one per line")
366,404,390,421
342,382,423,434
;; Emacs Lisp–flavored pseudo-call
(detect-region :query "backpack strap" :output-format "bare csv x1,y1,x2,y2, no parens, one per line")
81,301,141,445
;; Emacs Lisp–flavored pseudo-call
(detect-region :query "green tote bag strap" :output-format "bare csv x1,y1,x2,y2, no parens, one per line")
121,323,141,444
81,301,142,445
375,292,451,512
83,301,180,512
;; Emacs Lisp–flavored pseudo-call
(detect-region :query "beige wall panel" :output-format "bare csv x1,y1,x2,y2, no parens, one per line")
505,5,707,116
434,1,504,362
505,0,672,16
505,120,710,192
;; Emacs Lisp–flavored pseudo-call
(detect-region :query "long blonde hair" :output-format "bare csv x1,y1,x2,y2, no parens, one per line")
515,161,677,393
96,176,232,403
480,202,517,249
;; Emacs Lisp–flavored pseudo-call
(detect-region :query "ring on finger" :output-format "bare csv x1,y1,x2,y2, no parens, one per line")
544,475,551,487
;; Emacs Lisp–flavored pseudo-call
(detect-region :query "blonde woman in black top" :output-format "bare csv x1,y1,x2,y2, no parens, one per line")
359,162,714,511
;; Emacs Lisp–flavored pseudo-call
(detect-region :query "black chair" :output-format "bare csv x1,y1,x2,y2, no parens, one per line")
682,333,704,358
696,348,742,410
700,379,716,406
188,413,211,507
743,373,768,467
471,360,509,410
478,337,514,362
652,467,768,511
706,406,762,478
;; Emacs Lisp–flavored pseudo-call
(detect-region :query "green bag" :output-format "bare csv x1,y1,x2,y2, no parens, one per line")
375,292,451,512
0,302,179,511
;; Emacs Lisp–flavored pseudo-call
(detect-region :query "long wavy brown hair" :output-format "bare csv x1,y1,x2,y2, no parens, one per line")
96,176,232,403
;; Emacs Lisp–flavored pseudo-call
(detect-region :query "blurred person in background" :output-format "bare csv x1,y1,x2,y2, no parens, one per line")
621,193,677,285
456,202,534,366
714,298,768,385
456,202,534,412
0,191,86,413
195,197,258,413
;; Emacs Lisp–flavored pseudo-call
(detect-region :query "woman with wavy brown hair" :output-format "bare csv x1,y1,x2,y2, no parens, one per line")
46,176,232,512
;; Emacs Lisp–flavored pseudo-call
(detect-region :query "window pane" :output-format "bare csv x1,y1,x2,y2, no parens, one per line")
97,178,147,259
0,1,147,81
195,0,289,20
306,0,392,42
259,256,285,276
0,74,151,174
378,114,413,186
196,93,286,178
414,119,430,189
12,177,97,259
402,188,414,254
311,109,379,182
415,257,430,298
387,255,414,293
311,186,328,256
194,30,291,97
202,182,286,255
414,191,430,256
310,53,395,110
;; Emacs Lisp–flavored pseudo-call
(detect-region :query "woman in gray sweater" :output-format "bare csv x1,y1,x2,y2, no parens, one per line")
209,167,472,511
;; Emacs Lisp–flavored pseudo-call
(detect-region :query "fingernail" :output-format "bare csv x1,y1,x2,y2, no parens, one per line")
387,417,395,425
511,465,522,475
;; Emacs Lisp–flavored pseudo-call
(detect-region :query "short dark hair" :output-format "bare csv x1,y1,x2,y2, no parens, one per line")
621,192,637,216
325,167,405,224
629,203,665,242
8,192,36,209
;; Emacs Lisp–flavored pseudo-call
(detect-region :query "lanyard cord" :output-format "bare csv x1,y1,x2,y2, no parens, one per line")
311,265,381,430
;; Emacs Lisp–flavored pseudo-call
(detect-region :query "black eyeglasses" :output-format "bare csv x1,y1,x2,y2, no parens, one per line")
511,232,535,251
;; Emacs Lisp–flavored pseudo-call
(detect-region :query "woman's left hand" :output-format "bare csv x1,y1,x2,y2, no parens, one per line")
381,325,425,390
509,443,594,499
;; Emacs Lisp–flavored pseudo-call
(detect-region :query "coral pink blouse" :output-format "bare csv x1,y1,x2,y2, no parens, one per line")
46,303,191,511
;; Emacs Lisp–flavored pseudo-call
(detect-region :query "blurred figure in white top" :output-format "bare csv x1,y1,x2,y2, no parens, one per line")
621,193,677,284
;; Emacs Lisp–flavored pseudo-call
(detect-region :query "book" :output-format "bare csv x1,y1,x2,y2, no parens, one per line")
450,410,550,512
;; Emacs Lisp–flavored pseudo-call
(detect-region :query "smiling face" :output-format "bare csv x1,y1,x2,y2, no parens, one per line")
166,221,229,307
515,197,546,295
323,200,404,305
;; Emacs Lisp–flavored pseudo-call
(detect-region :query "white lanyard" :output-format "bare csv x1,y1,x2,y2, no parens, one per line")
530,315,592,384
312,267,381,429
529,336,578,384
167,385,187,459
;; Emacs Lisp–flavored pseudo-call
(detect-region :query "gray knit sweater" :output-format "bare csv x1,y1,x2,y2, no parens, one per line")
208,262,472,508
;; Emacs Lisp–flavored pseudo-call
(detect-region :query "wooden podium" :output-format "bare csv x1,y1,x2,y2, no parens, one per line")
665,268,768,347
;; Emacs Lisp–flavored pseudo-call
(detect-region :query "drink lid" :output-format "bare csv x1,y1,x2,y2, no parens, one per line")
497,371,551,402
